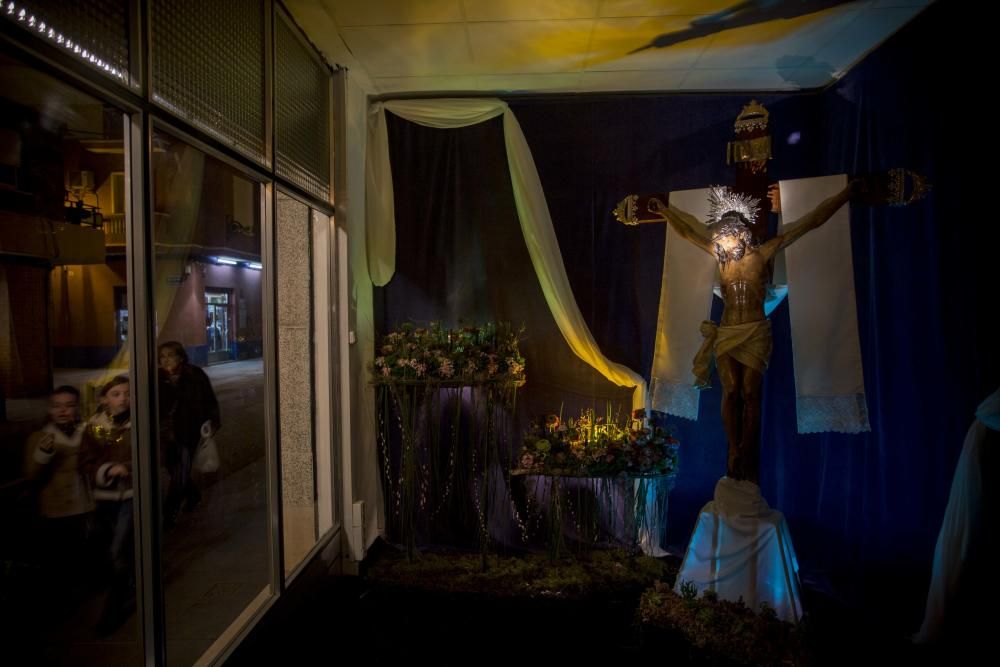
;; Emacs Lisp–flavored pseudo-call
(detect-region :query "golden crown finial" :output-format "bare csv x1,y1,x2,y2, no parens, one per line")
734,99,769,133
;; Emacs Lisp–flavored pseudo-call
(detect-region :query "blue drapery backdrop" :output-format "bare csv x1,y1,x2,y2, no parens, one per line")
377,2,993,626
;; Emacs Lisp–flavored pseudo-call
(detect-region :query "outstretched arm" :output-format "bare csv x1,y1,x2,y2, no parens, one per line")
774,180,858,252
647,196,714,255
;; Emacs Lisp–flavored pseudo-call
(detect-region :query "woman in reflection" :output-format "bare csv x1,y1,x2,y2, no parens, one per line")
78,374,134,634
158,341,221,525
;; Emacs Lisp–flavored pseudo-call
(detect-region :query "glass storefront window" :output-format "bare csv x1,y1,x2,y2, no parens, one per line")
151,129,270,665
0,52,139,664
3,3,340,662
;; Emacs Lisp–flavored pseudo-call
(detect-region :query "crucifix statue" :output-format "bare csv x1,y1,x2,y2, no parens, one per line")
614,101,928,486
612,102,929,619
640,182,856,484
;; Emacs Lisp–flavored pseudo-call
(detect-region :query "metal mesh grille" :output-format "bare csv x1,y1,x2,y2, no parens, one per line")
275,12,330,201
3,0,130,84
151,0,266,164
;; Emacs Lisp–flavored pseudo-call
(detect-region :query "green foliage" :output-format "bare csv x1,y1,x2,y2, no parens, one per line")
638,581,811,666
368,549,668,601
679,579,699,600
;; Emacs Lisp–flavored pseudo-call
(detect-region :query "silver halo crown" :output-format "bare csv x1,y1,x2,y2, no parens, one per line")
706,185,761,226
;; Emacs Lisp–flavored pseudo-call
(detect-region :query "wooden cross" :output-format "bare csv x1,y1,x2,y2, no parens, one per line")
612,99,778,241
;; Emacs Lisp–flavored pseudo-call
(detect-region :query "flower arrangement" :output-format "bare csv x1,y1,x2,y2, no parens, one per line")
516,408,678,477
372,321,526,386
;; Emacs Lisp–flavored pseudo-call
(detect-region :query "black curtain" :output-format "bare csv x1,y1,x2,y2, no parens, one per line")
376,115,634,423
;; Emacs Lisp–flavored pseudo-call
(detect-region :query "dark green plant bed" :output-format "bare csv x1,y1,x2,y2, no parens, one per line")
367,547,674,601
360,546,677,659
638,581,812,666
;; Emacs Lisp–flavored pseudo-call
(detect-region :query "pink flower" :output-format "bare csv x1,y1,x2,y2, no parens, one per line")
375,356,386,367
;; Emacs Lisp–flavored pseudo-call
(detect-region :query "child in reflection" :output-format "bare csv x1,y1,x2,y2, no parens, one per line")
79,374,134,635
24,386,95,607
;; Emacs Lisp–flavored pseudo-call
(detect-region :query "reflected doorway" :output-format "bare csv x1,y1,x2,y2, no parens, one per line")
205,289,232,364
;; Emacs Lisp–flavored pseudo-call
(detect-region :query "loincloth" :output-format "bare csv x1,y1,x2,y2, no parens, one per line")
692,319,772,388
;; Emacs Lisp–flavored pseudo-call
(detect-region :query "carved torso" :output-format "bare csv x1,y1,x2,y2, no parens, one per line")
718,247,769,326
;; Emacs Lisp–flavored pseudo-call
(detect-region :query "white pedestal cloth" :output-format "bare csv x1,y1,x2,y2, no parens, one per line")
674,477,804,623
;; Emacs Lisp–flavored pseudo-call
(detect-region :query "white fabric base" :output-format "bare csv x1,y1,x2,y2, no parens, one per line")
674,477,804,623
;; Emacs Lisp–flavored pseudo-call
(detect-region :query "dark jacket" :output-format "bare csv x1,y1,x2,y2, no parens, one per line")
159,363,221,451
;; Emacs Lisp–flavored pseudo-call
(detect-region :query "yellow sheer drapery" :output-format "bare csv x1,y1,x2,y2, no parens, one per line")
366,99,645,409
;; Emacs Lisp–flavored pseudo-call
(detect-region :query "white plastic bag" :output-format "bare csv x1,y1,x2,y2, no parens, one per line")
192,420,220,474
